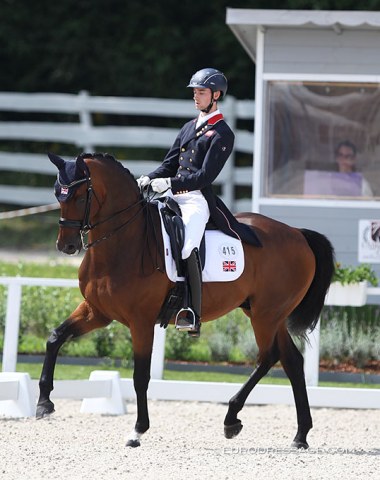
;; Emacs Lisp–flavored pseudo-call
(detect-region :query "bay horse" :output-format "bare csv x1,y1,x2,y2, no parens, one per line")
37,152,334,449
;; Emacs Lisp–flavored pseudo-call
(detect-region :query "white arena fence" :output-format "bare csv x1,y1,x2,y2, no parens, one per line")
0,91,255,213
0,276,379,417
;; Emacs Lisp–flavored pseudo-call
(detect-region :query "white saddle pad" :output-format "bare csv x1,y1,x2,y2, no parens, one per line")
158,205,245,283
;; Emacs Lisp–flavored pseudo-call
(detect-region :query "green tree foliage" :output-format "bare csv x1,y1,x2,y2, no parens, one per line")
4,0,379,100
0,0,251,98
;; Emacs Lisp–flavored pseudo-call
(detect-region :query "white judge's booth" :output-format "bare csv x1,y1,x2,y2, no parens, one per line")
226,9,380,274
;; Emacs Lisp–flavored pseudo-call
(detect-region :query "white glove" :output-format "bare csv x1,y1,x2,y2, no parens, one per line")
151,178,171,193
136,175,150,189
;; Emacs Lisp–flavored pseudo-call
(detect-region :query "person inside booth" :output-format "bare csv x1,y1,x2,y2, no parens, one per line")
334,140,373,196
304,140,373,197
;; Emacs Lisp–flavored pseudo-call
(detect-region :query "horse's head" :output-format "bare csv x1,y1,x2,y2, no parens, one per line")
49,152,95,255
49,152,142,255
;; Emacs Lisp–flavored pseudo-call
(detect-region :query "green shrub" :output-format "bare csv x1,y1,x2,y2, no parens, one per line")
18,334,46,354
320,313,380,366
19,286,82,337
165,326,192,360
60,337,98,357
185,341,212,362
207,330,233,361
93,327,115,358
322,304,380,332
235,329,258,362
332,262,378,286
110,323,133,360
228,345,247,363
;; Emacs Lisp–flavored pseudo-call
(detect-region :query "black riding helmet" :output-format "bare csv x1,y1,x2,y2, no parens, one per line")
187,68,228,98
187,68,228,113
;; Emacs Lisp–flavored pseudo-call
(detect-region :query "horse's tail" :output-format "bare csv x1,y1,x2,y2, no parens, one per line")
287,229,335,337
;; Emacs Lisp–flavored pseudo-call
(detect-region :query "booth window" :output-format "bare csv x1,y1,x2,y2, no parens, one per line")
264,81,380,199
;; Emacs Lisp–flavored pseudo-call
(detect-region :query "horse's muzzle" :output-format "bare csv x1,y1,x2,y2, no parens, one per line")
56,235,82,255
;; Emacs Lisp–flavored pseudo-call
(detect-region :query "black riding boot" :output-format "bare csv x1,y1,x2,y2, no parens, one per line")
175,248,202,337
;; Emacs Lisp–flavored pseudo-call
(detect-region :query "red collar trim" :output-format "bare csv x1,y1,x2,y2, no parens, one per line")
207,113,224,125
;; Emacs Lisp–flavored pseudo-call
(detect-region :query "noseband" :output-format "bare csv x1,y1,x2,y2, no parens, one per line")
57,173,146,250
58,174,92,231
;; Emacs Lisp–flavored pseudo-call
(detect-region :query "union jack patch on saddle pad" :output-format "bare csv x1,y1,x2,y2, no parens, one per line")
223,261,236,272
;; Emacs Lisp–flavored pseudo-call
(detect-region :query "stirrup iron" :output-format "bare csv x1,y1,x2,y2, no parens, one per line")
175,307,197,331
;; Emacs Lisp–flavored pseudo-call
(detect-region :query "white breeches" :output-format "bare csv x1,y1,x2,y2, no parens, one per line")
167,190,210,259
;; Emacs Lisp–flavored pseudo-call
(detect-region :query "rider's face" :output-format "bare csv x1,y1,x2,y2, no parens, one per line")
193,88,218,112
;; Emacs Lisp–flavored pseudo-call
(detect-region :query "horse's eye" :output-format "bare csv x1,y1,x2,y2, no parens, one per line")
76,197,86,207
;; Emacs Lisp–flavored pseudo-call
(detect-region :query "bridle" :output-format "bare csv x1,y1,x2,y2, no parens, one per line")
57,173,147,250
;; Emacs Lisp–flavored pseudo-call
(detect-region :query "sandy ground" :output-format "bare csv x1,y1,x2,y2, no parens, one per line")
0,399,379,480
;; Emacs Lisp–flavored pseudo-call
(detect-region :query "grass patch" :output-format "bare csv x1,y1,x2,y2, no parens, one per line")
163,369,290,385
12,362,133,381
0,259,78,278
7,362,379,388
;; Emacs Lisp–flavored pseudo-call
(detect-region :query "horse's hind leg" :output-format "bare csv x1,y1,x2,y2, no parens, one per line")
224,322,280,439
277,326,313,449
36,301,112,418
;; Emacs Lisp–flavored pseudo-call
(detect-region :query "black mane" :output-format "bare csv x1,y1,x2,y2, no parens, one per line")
79,152,137,184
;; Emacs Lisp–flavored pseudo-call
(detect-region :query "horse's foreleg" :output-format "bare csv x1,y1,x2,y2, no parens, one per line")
224,325,279,439
126,326,154,448
36,319,77,418
278,328,313,449
126,354,151,447
36,302,111,419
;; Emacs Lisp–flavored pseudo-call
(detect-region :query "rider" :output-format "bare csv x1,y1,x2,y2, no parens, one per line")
137,68,260,336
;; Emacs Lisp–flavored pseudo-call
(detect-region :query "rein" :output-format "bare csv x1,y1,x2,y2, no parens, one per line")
80,197,147,250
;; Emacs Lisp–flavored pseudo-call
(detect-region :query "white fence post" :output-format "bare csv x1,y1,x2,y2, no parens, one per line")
150,325,166,380
2,279,22,372
78,90,94,152
303,318,321,387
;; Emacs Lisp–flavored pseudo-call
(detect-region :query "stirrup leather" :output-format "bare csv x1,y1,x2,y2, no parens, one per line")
175,307,197,331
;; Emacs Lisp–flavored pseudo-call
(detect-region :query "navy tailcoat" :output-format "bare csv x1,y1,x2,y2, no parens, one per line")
148,114,261,246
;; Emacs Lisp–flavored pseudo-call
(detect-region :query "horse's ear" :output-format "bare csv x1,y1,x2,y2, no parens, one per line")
76,154,89,176
48,152,65,169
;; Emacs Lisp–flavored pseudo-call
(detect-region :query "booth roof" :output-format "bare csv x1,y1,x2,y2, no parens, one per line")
226,9,380,62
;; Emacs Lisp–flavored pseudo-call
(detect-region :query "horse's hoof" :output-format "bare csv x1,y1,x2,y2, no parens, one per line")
291,440,309,450
126,428,142,447
36,401,55,419
224,420,243,439
126,439,141,448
